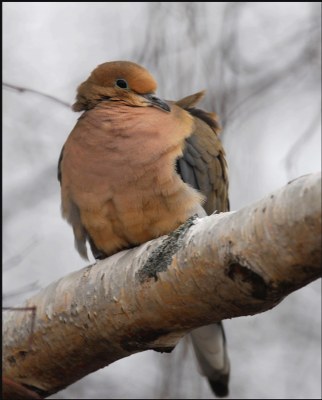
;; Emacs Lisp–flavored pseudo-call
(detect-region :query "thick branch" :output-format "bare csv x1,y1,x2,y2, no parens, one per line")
3,172,321,398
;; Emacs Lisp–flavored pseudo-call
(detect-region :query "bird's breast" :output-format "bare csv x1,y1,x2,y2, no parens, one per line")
61,103,203,255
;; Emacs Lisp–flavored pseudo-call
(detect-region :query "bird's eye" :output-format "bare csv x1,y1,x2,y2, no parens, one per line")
115,79,128,89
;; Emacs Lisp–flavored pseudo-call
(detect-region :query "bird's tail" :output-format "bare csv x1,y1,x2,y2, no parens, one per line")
190,323,230,397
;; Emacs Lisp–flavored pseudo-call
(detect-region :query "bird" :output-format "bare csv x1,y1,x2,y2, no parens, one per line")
58,60,230,397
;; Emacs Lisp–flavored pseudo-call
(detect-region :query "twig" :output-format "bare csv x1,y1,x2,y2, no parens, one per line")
3,82,71,108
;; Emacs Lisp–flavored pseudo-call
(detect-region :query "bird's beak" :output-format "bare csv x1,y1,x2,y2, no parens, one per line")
142,93,171,112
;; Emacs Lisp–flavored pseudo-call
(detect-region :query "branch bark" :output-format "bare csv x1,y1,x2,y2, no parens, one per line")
3,172,321,399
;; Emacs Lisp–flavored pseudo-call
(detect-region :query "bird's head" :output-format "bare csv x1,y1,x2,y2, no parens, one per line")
73,61,170,113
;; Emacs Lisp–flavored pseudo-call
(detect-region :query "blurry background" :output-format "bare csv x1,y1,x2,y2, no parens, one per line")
3,2,321,399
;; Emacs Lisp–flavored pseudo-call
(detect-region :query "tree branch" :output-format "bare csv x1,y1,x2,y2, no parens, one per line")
3,83,71,108
3,172,321,399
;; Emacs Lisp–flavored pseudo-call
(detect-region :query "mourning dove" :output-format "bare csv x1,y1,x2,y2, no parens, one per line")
58,61,230,397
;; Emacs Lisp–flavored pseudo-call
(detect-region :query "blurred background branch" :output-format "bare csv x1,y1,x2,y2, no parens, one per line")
3,83,71,108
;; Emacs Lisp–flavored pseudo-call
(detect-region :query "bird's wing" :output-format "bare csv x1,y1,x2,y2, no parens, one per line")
57,145,64,184
57,145,89,259
175,92,230,397
175,92,229,215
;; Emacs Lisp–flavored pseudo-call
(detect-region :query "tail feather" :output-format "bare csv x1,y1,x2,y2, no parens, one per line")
190,323,230,397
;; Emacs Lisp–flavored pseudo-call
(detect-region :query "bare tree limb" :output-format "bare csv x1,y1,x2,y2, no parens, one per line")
2,172,321,399
3,83,71,108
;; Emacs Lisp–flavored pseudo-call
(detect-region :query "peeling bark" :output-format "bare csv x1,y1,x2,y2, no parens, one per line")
2,172,321,399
